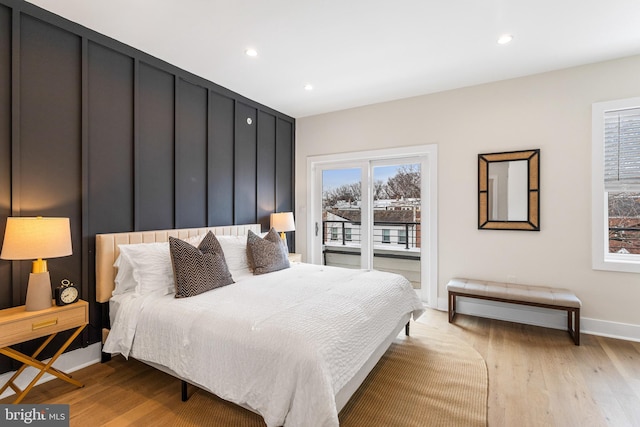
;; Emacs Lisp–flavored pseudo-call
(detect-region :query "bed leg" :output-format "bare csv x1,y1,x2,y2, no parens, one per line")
101,351,111,363
405,322,410,336
181,380,189,401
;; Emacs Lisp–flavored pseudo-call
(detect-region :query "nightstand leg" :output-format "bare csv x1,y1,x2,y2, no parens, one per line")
0,325,86,403
0,333,56,397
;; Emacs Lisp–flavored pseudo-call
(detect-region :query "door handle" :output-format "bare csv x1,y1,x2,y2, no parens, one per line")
315,222,319,236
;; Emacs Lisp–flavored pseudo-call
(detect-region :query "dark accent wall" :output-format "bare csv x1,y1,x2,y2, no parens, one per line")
0,0,295,373
0,6,11,316
209,93,235,226
276,120,294,211
257,112,276,231
234,102,258,226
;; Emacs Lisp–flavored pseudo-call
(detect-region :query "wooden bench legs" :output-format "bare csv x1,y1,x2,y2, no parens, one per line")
448,291,580,346
448,291,457,323
567,307,580,346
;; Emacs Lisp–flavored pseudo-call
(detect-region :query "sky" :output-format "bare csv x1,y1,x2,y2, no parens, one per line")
322,164,418,192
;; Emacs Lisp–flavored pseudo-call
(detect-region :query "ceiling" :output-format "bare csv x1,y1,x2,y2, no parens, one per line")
26,0,640,118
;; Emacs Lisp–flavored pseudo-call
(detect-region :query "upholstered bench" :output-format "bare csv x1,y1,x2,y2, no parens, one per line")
447,278,582,345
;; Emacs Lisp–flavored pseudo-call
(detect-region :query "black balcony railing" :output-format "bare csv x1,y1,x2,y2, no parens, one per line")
323,220,420,250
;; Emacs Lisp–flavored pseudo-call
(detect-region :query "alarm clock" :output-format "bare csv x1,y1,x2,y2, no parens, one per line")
55,279,79,306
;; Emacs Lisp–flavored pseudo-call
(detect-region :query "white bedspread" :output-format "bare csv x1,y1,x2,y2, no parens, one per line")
104,263,424,427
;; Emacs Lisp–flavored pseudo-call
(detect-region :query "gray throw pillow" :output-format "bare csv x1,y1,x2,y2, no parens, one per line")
169,231,234,298
247,228,290,275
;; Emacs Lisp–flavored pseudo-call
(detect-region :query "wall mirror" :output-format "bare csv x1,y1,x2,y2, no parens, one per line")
478,149,540,231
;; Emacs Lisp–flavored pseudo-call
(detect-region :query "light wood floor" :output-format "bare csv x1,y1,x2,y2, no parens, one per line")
2,308,639,426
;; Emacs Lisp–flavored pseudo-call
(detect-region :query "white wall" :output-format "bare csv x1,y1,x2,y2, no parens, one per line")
295,55,640,333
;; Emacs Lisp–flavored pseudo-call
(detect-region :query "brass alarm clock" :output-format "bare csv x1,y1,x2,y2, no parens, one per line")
55,279,79,306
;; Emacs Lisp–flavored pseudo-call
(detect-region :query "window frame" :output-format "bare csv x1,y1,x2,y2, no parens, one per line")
592,97,640,273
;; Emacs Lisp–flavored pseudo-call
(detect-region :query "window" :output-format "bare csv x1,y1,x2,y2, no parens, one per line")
345,228,352,242
382,229,390,244
592,97,640,272
331,227,338,241
398,229,407,245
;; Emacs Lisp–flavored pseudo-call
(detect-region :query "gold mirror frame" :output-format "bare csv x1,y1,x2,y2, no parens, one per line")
478,149,540,231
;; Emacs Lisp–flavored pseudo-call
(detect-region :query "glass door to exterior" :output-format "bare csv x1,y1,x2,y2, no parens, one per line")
308,145,437,306
372,162,422,292
314,160,422,294
321,167,364,269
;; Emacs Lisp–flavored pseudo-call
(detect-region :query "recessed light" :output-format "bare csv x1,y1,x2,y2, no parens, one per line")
497,34,513,45
245,48,258,57
304,84,313,91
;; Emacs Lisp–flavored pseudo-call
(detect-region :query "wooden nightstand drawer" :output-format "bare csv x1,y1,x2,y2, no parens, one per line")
0,301,88,348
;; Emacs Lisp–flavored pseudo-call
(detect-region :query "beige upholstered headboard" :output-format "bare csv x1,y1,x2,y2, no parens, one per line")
95,224,262,303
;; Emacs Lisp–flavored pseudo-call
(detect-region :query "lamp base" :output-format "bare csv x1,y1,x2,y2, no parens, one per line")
279,233,290,254
25,272,53,311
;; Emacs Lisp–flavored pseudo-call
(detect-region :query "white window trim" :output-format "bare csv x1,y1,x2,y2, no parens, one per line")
592,97,640,273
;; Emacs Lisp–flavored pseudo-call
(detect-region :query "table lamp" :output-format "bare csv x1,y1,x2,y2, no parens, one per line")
270,212,295,240
1,217,73,311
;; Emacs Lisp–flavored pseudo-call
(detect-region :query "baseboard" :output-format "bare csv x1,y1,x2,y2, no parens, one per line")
437,296,640,343
0,342,102,400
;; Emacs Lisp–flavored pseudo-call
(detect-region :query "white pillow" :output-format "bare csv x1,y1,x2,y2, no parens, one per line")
216,235,252,277
112,235,208,297
117,242,175,295
111,234,224,297
112,254,136,295
181,234,206,246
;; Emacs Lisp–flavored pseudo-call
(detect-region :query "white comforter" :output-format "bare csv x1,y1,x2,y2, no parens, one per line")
104,263,424,427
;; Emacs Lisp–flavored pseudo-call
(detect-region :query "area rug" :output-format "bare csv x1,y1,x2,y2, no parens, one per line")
171,322,488,426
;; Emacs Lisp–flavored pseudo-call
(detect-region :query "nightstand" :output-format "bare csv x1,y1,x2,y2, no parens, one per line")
0,300,88,403
288,253,302,263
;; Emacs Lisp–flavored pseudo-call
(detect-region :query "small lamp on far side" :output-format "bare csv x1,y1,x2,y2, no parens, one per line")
1,217,73,311
270,212,295,253
270,212,295,240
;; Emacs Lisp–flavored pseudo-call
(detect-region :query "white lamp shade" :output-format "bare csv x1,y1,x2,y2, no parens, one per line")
1,217,72,260
270,212,295,233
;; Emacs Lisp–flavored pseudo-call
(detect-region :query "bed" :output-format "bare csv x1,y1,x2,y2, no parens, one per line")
95,224,424,427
